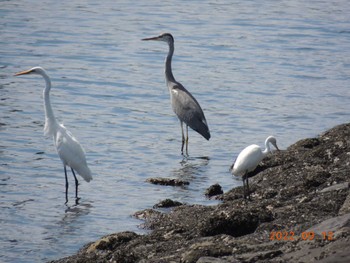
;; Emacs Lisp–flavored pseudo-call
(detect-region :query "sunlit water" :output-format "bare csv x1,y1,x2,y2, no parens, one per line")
1,1,349,262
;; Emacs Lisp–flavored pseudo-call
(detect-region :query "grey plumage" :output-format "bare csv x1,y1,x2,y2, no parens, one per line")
142,33,210,155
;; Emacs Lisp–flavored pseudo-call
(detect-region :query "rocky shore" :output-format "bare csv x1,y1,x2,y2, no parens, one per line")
50,123,350,263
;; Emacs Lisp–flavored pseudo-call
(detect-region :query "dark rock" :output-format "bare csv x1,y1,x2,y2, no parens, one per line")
181,237,233,263
317,248,350,263
49,123,350,263
305,213,350,238
339,193,350,215
146,177,190,186
295,137,321,149
303,166,330,189
320,182,349,193
196,256,238,263
239,249,283,263
153,199,183,208
86,231,139,252
205,183,223,197
199,206,273,237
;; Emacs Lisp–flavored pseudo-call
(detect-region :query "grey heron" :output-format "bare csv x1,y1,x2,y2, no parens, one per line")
142,33,210,156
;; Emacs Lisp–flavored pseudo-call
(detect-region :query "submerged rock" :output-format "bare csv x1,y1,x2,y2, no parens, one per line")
153,199,183,208
205,183,223,197
146,177,190,186
50,123,350,263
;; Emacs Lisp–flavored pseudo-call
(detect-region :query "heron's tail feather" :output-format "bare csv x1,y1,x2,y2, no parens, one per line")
193,119,210,140
200,127,211,140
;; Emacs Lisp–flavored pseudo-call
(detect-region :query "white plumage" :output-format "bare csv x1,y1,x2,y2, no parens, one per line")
230,136,279,199
15,67,92,203
54,125,92,182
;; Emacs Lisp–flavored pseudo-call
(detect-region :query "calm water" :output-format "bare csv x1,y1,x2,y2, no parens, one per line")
1,1,349,262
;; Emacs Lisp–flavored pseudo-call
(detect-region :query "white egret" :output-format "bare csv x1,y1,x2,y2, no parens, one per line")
230,136,279,199
15,67,92,203
142,33,210,156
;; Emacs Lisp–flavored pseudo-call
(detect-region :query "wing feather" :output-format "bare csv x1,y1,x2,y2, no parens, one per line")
54,125,92,182
170,83,210,140
232,145,263,176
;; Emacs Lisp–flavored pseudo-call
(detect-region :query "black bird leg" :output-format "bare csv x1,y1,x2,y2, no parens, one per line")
185,125,189,156
64,165,68,204
243,172,251,200
71,168,79,201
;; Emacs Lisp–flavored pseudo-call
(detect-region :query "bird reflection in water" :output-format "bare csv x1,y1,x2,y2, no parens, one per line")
174,156,210,182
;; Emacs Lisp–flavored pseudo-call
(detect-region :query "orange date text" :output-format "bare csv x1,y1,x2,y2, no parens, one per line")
269,231,334,241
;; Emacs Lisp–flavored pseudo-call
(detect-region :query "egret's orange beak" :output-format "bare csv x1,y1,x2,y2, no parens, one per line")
14,69,32,76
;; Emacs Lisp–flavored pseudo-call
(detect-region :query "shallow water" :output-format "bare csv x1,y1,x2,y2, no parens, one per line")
1,1,350,262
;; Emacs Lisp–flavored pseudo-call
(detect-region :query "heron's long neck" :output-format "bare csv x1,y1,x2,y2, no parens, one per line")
165,42,176,85
42,75,58,136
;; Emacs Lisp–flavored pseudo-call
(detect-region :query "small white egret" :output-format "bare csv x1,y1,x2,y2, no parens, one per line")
230,136,279,199
15,67,92,203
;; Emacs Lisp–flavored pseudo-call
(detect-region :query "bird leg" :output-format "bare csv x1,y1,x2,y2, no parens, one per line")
246,176,251,200
71,168,80,201
242,175,246,199
185,125,189,156
180,121,185,155
64,166,68,204
243,172,251,200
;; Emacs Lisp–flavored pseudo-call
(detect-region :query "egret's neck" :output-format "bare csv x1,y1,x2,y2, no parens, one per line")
262,141,271,156
165,42,176,85
42,75,58,136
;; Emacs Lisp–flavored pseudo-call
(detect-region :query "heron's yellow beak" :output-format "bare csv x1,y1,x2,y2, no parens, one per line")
14,69,32,76
142,36,161,41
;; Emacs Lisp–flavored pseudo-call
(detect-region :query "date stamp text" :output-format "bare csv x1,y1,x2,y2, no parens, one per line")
270,231,334,241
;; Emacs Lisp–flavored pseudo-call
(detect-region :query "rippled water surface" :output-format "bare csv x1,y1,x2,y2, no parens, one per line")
1,1,349,262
